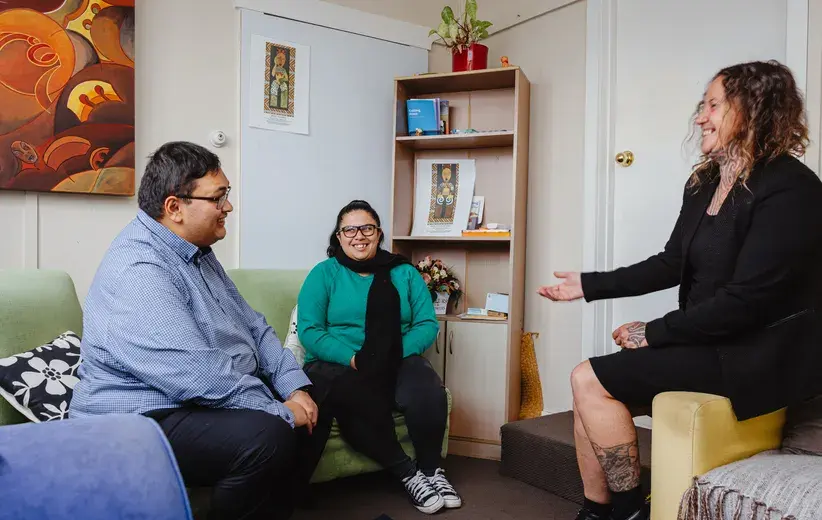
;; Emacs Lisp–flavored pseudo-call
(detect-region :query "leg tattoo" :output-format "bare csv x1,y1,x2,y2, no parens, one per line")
589,440,640,492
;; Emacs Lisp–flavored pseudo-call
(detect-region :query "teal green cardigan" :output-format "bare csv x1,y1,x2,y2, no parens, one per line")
297,257,438,366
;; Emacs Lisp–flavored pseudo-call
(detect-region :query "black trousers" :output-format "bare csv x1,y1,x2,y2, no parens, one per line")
145,407,296,520
296,355,448,488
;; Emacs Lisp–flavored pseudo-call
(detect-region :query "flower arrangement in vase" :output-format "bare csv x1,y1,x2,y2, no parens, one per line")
415,256,462,315
429,0,492,72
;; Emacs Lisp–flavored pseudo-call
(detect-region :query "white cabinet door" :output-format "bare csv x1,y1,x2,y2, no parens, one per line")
422,321,446,382
444,321,508,442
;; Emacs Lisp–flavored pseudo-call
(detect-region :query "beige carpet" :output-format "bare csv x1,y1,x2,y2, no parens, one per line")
292,456,580,520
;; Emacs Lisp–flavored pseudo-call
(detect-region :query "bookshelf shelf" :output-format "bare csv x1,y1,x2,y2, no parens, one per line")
392,235,510,243
436,314,509,324
390,67,530,459
396,131,514,150
395,67,519,95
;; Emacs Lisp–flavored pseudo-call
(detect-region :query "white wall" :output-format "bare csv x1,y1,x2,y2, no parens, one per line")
425,2,589,413
429,0,822,413
807,0,822,174
457,2,589,414
342,0,589,413
4,0,820,415
0,0,240,302
427,3,589,414
327,0,579,35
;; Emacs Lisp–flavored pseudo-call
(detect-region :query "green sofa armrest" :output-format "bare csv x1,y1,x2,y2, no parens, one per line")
0,269,83,426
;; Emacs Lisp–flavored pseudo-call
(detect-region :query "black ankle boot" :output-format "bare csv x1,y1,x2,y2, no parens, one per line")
609,496,650,520
575,506,609,520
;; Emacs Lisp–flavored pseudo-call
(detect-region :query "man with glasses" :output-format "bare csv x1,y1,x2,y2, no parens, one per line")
71,141,317,520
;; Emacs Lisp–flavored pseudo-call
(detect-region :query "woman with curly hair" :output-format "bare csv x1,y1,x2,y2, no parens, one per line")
539,60,822,520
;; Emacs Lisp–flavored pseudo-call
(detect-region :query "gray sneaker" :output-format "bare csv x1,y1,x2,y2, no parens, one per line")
427,468,462,508
402,470,444,514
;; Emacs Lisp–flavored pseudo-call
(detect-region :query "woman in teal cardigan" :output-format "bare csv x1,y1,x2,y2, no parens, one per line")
297,200,461,515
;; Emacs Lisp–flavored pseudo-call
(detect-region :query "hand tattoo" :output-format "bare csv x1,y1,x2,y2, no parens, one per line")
624,321,647,348
590,440,641,492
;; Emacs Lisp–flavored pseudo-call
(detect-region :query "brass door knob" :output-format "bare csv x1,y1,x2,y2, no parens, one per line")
615,151,634,167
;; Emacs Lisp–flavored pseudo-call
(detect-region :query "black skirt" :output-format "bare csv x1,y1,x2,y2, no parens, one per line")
589,345,726,408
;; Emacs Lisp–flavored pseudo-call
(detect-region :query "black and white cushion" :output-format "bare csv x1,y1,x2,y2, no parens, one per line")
0,331,81,422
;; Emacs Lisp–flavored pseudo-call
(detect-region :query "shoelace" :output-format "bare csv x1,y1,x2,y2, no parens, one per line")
430,471,456,495
406,473,436,502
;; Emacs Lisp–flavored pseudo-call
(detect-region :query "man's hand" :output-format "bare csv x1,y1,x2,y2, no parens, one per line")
350,355,357,370
284,400,312,433
288,389,318,428
612,321,648,349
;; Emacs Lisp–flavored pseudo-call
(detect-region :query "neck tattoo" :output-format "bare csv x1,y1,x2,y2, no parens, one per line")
708,160,741,216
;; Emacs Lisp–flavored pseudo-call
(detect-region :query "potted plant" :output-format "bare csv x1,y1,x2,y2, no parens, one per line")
415,256,462,315
429,0,492,73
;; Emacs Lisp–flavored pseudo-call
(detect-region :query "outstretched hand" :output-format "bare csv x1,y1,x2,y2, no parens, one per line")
537,272,585,302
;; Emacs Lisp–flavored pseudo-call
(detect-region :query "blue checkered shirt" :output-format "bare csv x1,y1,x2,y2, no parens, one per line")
70,210,310,427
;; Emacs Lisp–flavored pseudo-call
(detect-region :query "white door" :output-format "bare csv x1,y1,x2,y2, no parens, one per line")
607,0,798,352
444,321,508,441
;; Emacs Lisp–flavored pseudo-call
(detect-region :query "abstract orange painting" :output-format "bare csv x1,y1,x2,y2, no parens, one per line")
0,1,135,195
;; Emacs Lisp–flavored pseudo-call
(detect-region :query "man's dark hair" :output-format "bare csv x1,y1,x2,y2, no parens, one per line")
138,141,221,219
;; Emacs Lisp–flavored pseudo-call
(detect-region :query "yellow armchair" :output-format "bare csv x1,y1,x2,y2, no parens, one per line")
649,392,786,520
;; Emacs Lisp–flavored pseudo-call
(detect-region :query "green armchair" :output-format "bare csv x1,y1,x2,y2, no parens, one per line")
0,268,449,485
225,269,451,483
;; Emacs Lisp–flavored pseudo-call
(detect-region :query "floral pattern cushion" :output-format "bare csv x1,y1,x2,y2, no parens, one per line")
0,331,81,422
284,305,306,367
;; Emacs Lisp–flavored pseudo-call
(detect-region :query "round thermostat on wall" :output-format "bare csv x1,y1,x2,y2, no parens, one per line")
209,130,227,148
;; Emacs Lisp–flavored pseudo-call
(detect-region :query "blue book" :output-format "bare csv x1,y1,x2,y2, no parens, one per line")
406,99,439,135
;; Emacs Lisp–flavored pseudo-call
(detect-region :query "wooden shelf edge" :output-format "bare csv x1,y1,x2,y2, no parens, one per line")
395,67,519,84
395,67,519,95
436,314,509,324
395,131,514,150
393,235,511,242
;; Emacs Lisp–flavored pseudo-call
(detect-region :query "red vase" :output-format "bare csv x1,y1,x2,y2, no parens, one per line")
452,43,489,72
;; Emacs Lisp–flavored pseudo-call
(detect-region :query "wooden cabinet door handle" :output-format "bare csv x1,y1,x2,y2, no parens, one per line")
448,330,454,355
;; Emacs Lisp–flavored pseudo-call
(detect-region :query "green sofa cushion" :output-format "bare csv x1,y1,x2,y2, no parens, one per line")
227,269,308,339
312,390,452,483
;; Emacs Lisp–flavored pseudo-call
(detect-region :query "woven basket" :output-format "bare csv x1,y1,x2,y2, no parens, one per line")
519,332,544,420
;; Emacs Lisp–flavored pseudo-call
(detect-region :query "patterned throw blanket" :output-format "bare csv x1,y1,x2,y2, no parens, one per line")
678,451,822,520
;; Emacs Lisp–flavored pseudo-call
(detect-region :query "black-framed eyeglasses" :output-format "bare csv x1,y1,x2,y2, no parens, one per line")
338,224,378,238
177,186,231,210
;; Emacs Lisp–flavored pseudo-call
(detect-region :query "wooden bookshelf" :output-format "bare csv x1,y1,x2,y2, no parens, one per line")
389,67,530,459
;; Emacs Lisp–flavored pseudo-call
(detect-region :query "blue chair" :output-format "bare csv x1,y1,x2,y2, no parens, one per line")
0,414,192,520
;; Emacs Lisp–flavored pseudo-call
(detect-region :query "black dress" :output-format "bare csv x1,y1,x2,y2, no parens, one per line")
588,210,728,408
